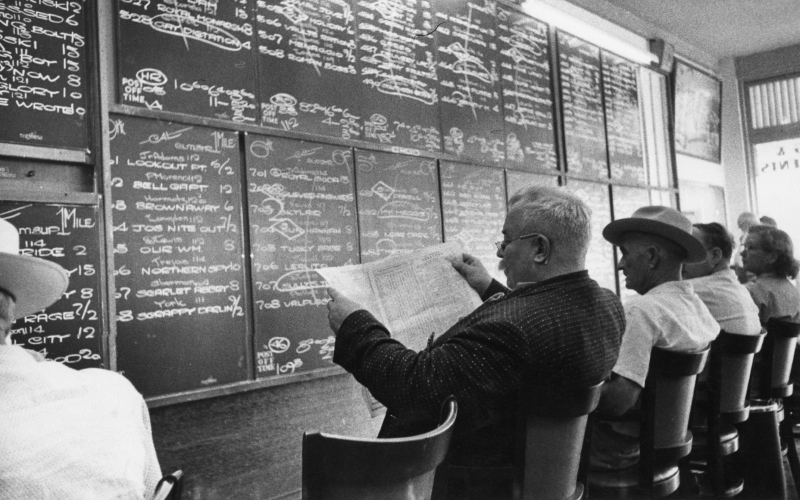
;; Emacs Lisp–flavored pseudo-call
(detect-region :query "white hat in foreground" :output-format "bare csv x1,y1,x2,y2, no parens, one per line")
0,217,69,319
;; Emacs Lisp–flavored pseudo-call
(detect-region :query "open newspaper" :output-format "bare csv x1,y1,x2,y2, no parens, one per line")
318,241,484,416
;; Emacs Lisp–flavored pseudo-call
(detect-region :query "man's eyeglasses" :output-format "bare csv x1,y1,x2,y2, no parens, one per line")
495,233,541,252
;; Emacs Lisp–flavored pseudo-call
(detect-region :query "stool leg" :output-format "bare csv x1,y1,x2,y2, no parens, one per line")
780,417,800,496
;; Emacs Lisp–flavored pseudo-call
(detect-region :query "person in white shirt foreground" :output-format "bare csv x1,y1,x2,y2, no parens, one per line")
682,222,762,336
590,206,719,471
0,217,161,500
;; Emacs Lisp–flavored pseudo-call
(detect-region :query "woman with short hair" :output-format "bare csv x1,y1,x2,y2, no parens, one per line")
741,225,800,324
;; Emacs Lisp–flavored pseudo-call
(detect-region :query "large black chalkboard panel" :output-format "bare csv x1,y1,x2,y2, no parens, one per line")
354,0,441,152
496,7,557,171
564,179,616,293
109,116,249,397
505,170,559,200
432,0,505,164
2,203,103,369
603,52,645,184
244,135,358,378
355,150,442,262
117,1,258,123
0,1,89,150
557,31,609,179
440,162,505,282
256,0,362,140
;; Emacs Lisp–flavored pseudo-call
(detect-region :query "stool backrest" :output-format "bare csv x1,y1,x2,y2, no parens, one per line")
302,398,457,500
758,318,800,398
515,382,603,500
640,347,708,487
709,331,765,422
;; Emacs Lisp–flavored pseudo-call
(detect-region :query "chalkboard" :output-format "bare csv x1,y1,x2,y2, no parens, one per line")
354,0,442,152
432,0,505,164
564,179,616,292
109,115,249,397
355,150,442,262
117,0,258,123
255,0,362,140
2,203,103,369
0,0,90,150
603,52,645,184
496,7,557,171
440,161,506,282
244,134,358,378
505,170,559,201
611,185,650,299
557,31,609,179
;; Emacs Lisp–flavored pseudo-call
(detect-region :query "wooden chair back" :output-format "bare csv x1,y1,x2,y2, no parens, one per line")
153,470,184,500
515,382,603,500
758,318,800,398
302,398,457,500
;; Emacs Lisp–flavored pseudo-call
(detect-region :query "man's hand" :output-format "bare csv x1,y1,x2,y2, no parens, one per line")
327,288,363,334
451,253,493,296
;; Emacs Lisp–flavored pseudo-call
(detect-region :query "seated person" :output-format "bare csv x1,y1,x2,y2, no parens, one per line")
682,222,761,336
742,225,800,324
590,206,719,471
327,186,625,499
0,218,162,499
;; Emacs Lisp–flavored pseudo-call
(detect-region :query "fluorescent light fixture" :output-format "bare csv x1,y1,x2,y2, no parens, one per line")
520,0,659,66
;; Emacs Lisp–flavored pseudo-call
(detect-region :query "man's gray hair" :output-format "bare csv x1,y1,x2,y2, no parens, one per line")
508,185,592,260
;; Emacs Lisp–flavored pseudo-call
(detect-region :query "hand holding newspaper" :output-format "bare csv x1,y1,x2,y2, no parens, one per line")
318,241,485,416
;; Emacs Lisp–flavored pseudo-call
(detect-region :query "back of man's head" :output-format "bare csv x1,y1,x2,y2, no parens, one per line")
508,186,592,264
737,211,760,232
694,222,735,261
759,215,778,227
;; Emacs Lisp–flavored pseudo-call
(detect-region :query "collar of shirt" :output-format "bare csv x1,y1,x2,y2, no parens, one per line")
645,279,695,296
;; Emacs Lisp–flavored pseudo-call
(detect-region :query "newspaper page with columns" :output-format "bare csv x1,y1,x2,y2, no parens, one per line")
318,241,485,415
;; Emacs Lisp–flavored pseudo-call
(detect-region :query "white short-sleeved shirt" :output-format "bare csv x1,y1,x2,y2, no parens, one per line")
746,273,800,325
614,280,720,387
687,269,762,336
0,344,162,500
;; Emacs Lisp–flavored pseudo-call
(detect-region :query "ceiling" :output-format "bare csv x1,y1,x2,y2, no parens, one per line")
593,0,800,60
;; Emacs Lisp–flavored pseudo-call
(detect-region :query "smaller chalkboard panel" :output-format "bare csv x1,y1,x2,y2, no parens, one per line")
557,31,609,179
496,7,557,171
432,0,505,164
2,203,103,369
355,0,442,152
603,52,645,184
109,115,249,397
117,0,258,123
244,135,358,378
440,162,506,282
1,1,90,150
505,170,559,201
256,0,362,140
355,150,442,262
564,179,616,293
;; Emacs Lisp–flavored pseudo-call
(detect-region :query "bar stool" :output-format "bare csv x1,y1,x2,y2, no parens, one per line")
685,330,764,496
737,318,800,498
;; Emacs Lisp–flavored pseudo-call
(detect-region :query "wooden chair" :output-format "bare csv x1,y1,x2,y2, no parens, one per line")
153,470,184,500
686,330,764,496
514,381,603,500
588,347,709,499
302,397,457,500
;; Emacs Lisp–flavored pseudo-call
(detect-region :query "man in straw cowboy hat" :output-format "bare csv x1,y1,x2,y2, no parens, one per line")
0,218,162,499
589,206,719,471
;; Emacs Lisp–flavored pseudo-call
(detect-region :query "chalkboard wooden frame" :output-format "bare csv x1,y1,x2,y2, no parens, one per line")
672,59,723,163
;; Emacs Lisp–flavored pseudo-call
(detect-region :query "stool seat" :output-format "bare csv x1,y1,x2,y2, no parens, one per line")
690,423,739,457
589,463,679,497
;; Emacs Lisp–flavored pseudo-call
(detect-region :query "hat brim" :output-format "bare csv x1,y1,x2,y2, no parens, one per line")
603,218,708,263
0,253,69,319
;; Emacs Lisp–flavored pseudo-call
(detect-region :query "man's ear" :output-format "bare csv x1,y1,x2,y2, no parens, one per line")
709,247,724,266
531,235,551,265
646,246,660,269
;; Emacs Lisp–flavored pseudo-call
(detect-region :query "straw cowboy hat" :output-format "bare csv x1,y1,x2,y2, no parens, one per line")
0,217,69,319
602,206,707,263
